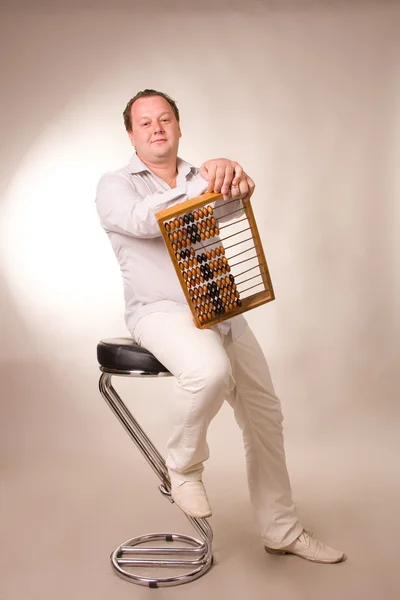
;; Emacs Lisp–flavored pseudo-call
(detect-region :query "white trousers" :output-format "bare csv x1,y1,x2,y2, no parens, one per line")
133,311,302,548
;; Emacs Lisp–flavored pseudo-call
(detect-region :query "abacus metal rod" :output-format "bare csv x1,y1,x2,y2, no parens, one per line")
224,235,255,252
197,234,255,253
235,264,262,280
238,281,267,294
236,272,265,287
230,253,261,269
226,245,257,261
212,197,244,209
217,215,247,231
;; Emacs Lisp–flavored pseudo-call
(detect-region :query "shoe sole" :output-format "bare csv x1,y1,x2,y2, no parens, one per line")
172,496,212,519
265,547,345,563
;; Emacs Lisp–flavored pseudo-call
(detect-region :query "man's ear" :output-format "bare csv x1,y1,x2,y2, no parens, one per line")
127,130,135,147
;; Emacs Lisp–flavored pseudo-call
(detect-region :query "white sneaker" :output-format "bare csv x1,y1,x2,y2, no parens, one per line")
170,480,212,519
265,530,345,563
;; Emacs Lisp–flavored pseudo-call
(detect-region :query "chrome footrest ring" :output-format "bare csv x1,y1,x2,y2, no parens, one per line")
111,532,213,588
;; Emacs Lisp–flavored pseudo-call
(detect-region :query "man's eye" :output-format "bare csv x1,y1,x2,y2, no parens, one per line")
142,122,150,127
161,118,169,123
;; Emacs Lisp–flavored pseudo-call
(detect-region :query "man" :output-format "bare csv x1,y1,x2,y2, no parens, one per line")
96,89,344,563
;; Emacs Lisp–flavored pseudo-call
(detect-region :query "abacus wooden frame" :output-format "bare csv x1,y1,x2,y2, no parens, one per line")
156,192,275,329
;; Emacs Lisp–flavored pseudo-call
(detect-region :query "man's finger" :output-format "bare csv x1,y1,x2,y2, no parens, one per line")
213,165,226,193
231,164,243,187
221,164,234,195
206,164,217,192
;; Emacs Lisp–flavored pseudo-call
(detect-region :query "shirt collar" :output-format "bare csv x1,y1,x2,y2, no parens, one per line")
129,153,196,178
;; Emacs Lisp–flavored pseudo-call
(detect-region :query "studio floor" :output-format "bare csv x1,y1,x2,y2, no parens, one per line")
1,364,399,600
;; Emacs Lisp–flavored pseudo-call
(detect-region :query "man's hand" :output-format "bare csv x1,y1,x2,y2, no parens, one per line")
200,158,255,203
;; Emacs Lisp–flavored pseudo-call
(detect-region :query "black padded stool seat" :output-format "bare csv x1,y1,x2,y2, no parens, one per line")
97,337,169,373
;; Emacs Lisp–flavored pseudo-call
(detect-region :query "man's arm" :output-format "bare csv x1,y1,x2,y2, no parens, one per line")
96,159,254,239
95,172,207,238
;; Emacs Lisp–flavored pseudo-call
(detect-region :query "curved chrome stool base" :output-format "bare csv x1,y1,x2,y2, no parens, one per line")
98,365,214,588
111,532,213,588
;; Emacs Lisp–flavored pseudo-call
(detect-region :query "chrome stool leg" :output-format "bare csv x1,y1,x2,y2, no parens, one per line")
99,371,213,588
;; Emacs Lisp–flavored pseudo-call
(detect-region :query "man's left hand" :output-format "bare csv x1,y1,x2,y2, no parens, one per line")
200,158,255,203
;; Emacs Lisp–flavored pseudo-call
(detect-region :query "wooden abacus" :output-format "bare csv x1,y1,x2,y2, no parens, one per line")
156,193,275,329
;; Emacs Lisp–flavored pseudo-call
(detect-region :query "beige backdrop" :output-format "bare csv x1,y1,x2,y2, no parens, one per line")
1,1,399,598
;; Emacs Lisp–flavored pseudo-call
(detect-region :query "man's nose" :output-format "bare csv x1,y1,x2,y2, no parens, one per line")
154,121,165,133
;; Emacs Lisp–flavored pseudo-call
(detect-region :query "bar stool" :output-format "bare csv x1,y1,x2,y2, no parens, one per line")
97,337,214,588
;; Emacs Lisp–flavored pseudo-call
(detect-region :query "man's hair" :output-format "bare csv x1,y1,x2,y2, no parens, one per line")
123,89,180,131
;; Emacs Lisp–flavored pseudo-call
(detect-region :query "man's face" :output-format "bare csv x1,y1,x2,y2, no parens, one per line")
128,95,181,164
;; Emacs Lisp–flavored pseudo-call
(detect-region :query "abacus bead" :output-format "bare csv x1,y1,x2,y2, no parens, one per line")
189,213,194,223
237,299,242,307
196,234,201,243
198,208,204,218
190,247,195,256
220,246,225,255
192,224,198,233
184,215,189,224
206,219,211,228
172,243,177,251
207,206,213,215
206,252,211,260
211,217,217,226
179,217,184,227
174,218,180,228
200,232,205,240
165,223,171,232
215,227,220,235
193,211,199,220
202,253,207,262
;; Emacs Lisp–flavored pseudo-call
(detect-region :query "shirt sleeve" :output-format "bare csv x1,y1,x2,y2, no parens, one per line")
96,172,208,239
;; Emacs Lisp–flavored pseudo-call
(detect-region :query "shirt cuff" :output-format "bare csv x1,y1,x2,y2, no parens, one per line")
187,176,208,199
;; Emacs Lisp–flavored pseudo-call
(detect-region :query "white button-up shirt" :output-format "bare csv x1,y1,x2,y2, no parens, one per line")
96,153,246,339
